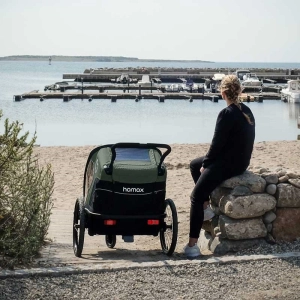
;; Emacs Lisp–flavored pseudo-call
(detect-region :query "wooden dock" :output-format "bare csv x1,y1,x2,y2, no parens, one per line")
14,91,270,103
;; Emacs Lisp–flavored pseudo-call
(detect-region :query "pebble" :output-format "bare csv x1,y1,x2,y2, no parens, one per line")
278,175,289,183
266,183,277,195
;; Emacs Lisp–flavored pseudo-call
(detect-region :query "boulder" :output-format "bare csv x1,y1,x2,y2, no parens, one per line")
263,211,277,224
266,184,277,195
219,194,276,219
265,174,278,184
210,236,266,255
276,183,300,207
272,208,300,241
220,171,266,193
210,187,231,207
219,215,267,240
288,179,300,189
231,186,253,197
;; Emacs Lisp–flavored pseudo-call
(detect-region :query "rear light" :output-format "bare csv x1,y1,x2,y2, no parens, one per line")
147,219,159,225
104,219,116,225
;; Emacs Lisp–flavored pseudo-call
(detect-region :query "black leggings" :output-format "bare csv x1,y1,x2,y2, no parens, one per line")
189,156,244,239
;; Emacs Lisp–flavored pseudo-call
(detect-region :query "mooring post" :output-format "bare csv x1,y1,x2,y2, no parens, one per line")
63,95,70,102
139,85,141,96
14,95,22,102
81,77,83,100
128,81,130,93
151,80,152,93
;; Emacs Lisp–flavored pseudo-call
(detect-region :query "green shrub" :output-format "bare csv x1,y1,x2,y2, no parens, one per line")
0,111,54,267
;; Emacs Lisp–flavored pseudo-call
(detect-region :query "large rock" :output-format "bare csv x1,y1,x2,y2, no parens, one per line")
210,187,231,207
220,171,266,193
288,179,300,188
219,194,276,219
276,183,300,207
265,174,279,184
231,186,253,197
272,208,300,241
219,215,267,240
210,236,266,255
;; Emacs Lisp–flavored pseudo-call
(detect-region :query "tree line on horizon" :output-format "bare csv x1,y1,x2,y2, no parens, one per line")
0,55,212,63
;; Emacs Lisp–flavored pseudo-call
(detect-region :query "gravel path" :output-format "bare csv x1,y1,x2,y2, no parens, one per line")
1,257,300,300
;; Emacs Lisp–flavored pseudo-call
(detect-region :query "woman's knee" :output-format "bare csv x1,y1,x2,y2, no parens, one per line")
190,156,205,171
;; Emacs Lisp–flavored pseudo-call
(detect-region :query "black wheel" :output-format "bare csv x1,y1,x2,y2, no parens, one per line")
160,199,178,256
73,197,86,257
105,235,116,248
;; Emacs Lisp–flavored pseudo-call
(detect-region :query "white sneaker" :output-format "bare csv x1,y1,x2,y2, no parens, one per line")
203,206,215,221
183,243,201,258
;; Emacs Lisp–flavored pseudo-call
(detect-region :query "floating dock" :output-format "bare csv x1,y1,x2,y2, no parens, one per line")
14,91,269,103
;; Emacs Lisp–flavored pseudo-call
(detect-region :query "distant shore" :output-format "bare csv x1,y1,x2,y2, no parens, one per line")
0,55,213,63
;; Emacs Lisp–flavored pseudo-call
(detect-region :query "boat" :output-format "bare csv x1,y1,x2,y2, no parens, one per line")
185,79,199,92
234,69,251,81
212,73,226,82
281,80,300,103
112,73,137,84
204,75,223,92
241,73,262,87
137,75,152,87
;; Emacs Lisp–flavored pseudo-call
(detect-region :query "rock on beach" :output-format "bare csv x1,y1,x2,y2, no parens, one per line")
219,193,276,219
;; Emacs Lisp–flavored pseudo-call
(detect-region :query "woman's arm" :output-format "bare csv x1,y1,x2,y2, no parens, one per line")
202,108,235,168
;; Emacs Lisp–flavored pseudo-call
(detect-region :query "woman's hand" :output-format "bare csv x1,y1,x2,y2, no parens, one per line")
200,166,205,173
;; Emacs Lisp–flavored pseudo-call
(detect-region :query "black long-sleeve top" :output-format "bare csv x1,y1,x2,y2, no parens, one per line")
202,103,255,170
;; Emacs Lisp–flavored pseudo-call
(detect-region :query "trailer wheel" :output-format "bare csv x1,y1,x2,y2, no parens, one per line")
160,198,178,256
73,197,86,257
105,235,117,248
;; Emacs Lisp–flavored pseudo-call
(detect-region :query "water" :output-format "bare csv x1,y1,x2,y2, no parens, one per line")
0,61,299,146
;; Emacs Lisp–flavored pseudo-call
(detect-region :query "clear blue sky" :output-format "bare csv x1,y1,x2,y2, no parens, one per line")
0,0,299,62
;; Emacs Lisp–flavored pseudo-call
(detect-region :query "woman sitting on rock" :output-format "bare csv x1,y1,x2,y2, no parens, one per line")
184,75,255,258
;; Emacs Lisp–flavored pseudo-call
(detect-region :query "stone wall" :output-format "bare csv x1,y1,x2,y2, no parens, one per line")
200,168,300,255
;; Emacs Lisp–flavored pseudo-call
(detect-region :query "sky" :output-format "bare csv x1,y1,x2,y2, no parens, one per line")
0,0,299,62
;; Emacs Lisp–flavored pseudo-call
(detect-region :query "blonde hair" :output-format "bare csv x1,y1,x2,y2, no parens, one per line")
219,75,253,125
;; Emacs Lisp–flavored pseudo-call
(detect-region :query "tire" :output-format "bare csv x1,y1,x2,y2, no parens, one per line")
105,235,117,248
160,199,178,256
73,197,86,257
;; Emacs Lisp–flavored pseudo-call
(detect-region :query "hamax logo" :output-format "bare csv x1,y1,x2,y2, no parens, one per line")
123,187,144,193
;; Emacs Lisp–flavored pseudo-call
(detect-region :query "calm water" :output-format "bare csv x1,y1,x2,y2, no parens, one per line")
0,61,299,146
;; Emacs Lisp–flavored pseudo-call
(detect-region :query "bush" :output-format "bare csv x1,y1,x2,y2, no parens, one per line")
0,111,54,267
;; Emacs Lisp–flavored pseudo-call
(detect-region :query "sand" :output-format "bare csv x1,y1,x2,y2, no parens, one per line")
33,140,300,251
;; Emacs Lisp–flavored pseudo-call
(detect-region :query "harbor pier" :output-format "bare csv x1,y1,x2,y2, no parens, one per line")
14,91,267,103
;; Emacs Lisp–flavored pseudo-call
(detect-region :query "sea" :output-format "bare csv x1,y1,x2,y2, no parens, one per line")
0,61,300,146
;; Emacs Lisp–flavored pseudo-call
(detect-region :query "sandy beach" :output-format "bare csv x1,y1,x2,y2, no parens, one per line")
33,140,300,252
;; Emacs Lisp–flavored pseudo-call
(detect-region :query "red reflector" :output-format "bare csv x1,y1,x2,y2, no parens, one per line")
104,220,116,225
147,220,159,225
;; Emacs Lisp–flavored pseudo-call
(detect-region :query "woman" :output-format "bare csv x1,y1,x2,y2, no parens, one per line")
184,75,255,258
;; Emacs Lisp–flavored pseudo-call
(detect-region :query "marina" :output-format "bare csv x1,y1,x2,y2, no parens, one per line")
2,61,300,146
14,67,293,103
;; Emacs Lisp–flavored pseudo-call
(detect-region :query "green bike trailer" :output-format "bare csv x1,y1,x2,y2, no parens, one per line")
73,143,178,257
